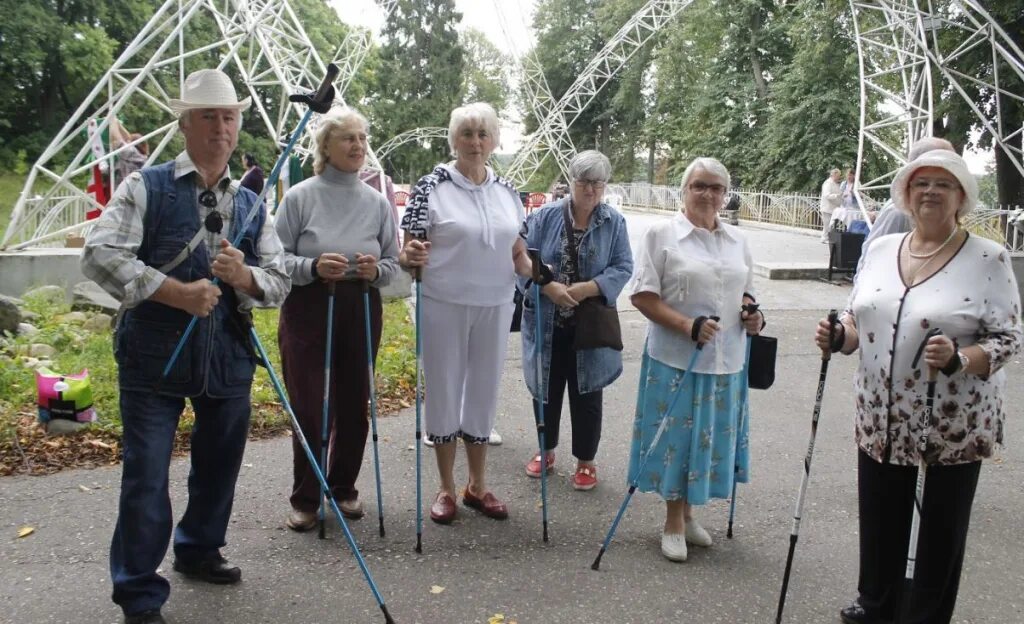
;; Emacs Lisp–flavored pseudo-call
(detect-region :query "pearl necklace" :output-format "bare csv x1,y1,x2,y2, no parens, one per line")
907,226,960,259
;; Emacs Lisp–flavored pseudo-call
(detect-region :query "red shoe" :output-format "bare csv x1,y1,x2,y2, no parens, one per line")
429,491,457,524
462,488,509,520
572,465,598,491
525,451,555,478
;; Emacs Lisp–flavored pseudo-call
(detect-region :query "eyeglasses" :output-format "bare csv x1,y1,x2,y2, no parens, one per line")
910,178,961,192
574,179,606,190
689,181,727,195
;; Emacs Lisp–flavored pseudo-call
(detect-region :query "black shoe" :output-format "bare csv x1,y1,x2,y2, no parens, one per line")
172,553,241,585
125,610,166,624
840,600,887,624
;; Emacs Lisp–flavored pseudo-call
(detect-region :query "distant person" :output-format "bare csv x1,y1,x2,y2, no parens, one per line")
819,168,842,242
109,118,148,189
240,153,264,196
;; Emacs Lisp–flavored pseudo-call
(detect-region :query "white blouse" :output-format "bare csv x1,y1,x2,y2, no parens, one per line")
629,213,754,374
847,233,1022,466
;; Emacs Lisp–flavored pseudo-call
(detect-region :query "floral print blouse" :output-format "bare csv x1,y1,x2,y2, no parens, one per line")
846,233,1022,466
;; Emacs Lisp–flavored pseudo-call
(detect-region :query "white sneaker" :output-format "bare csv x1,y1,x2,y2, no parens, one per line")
661,532,688,562
488,428,503,446
423,436,434,448
685,519,713,547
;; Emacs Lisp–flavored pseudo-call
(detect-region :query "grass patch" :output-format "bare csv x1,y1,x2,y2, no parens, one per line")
0,297,415,476
0,172,26,235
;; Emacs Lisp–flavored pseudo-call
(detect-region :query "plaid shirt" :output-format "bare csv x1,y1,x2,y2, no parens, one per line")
82,151,290,310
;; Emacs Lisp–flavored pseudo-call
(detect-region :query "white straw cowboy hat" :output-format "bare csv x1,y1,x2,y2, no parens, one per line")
890,149,978,219
169,69,252,115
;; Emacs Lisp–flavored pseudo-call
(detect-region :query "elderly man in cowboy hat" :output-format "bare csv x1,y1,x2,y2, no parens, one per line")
82,68,290,624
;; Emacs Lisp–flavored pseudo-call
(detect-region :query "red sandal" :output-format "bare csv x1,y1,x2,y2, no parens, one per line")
525,451,555,478
572,465,598,491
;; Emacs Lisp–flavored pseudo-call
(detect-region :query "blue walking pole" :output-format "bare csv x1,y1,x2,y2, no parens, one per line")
527,248,550,543
413,268,424,554
249,327,396,623
591,320,716,571
156,63,339,391
319,281,336,539
362,279,386,538
728,303,758,539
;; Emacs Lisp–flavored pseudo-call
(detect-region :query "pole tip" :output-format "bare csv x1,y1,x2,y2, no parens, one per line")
381,604,395,624
591,549,605,571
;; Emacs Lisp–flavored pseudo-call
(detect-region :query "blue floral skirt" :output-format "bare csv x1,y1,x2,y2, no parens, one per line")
627,349,750,504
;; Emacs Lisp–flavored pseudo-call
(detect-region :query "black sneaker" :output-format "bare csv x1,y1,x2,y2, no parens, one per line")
839,599,888,624
172,553,241,585
125,610,166,624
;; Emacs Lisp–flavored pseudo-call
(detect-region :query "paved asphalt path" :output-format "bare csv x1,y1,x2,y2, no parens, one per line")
2,213,1022,623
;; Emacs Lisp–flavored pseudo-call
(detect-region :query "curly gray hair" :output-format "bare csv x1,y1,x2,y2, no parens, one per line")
312,108,369,176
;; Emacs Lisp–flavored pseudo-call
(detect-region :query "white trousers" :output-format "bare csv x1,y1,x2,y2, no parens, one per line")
820,209,834,241
421,296,514,443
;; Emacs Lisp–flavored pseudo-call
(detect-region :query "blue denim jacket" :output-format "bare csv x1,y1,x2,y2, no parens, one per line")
519,199,633,401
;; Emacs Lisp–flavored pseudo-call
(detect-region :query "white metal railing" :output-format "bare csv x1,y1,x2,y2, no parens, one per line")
606,182,1022,249
5,193,94,249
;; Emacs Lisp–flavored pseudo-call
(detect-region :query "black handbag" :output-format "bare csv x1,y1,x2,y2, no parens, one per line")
746,334,777,389
562,203,623,351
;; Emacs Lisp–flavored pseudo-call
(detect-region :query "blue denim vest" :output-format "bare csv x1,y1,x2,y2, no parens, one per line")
114,161,263,398
519,199,634,401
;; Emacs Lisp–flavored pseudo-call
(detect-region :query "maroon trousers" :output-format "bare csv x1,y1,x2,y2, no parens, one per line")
279,280,382,511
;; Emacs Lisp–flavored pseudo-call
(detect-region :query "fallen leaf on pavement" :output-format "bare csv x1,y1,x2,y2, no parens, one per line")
17,526,35,538
488,615,505,624
87,439,112,449
78,485,91,492
429,585,445,594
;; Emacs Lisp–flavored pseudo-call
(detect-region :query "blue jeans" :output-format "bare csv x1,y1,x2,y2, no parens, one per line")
110,390,250,615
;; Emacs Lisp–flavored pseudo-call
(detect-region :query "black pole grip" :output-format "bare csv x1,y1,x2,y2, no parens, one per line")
315,63,340,102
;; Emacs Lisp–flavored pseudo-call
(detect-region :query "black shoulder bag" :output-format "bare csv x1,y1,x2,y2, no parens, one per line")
562,202,623,351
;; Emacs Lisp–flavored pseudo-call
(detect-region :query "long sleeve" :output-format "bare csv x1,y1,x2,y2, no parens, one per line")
593,212,634,305
274,192,317,286
372,195,400,288
235,206,291,310
80,172,168,308
977,249,1024,375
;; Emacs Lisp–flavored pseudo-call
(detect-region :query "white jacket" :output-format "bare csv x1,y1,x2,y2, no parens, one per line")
820,178,842,213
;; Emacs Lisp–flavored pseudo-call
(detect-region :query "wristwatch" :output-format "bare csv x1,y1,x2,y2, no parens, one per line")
957,350,970,373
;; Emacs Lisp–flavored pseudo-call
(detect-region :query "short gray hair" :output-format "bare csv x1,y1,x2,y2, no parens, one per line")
313,107,369,176
447,102,501,155
908,136,955,161
679,157,731,197
568,150,612,183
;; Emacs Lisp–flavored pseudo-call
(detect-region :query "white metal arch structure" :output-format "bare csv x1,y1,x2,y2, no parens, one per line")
850,0,1024,209
3,0,374,250
504,0,694,188
375,127,449,163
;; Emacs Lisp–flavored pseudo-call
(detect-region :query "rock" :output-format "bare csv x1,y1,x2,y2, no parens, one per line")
17,322,37,336
22,285,66,309
57,311,88,323
46,419,88,436
71,281,120,314
29,343,57,358
20,356,39,369
21,310,40,321
82,313,114,333
0,294,20,335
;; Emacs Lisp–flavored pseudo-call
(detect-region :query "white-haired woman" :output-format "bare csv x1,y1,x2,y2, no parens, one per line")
519,150,633,491
275,108,400,531
628,157,764,562
814,151,1021,624
400,102,535,524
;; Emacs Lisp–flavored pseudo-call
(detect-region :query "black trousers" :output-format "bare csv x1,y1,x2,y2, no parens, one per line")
533,324,602,461
856,449,981,624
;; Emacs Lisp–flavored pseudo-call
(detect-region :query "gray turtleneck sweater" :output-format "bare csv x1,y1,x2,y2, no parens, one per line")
275,164,400,287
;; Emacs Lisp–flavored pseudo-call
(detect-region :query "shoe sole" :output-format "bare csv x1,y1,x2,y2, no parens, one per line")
525,465,555,478
172,562,241,585
462,498,509,520
286,519,317,532
572,481,597,491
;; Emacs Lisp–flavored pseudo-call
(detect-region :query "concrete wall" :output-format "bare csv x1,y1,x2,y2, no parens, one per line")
0,249,89,300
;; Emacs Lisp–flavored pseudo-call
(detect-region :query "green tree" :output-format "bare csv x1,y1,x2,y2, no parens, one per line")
460,28,511,113
371,0,465,183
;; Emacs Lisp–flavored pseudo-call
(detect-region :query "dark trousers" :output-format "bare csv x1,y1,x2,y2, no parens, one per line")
856,449,981,624
533,324,603,461
279,281,381,511
110,390,251,615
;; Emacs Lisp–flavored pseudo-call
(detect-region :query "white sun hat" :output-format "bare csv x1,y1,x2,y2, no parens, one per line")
890,149,978,219
169,69,252,115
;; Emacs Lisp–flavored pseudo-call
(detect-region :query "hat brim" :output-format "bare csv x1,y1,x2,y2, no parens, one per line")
890,151,978,219
169,97,252,115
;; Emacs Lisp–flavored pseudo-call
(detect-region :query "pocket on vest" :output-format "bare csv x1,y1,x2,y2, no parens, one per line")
120,318,192,386
223,334,256,387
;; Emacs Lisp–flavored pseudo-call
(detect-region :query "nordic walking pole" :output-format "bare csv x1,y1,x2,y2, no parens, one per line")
728,303,758,539
895,327,943,624
776,309,838,623
528,248,551,543
362,279,386,538
249,329,396,624
413,267,423,554
156,63,339,391
319,281,337,540
591,320,717,571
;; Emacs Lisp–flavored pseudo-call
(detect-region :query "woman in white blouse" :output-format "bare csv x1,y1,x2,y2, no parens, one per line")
628,157,764,562
814,150,1022,624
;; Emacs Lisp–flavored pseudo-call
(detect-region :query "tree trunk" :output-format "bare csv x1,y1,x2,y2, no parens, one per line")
647,137,655,184
749,10,769,100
